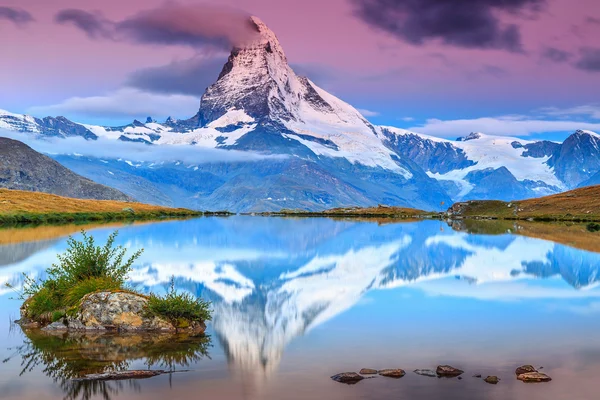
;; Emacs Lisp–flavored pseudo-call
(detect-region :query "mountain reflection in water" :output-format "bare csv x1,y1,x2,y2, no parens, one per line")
1,217,600,400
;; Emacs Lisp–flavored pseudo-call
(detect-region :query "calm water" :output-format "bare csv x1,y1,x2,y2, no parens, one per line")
1,217,600,400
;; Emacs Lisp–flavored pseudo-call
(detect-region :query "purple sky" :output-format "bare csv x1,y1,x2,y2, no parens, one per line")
1,0,600,140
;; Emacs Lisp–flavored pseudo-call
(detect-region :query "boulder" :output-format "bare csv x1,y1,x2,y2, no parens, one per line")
65,292,204,333
517,372,552,383
484,376,500,384
436,365,464,377
359,368,378,375
331,372,364,384
414,369,437,377
378,369,406,378
515,365,537,376
42,321,69,331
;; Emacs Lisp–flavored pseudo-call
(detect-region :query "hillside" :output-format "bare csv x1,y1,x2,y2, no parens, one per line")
0,188,201,223
448,185,600,221
0,137,131,201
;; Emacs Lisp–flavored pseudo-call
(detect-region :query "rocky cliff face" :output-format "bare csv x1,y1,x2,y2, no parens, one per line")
0,137,131,201
380,128,475,174
548,130,600,188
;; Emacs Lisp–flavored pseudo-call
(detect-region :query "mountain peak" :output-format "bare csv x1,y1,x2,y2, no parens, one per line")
575,129,600,138
249,16,282,47
456,132,483,142
197,16,302,126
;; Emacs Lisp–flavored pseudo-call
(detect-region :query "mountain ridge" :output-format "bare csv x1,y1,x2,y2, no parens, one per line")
1,17,600,211
0,137,132,201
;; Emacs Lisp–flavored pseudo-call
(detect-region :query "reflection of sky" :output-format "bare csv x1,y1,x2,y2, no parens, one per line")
2,217,600,400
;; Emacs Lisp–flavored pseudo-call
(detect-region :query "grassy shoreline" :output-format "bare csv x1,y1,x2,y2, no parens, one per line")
0,210,203,225
250,205,438,219
0,188,203,225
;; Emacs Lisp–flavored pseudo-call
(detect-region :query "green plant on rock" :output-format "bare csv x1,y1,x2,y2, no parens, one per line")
6,230,143,321
147,279,212,328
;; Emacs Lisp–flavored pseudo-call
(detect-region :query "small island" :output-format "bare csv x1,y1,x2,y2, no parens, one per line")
11,230,211,333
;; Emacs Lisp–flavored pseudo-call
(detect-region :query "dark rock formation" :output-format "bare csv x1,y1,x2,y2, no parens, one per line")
0,137,131,201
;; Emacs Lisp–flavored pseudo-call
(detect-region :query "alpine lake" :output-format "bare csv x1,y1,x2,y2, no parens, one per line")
1,216,599,400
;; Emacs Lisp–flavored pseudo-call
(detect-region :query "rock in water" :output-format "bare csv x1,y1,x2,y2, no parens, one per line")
42,321,69,331
436,365,464,377
517,372,552,383
484,376,500,384
414,369,437,377
515,365,537,375
67,291,206,333
331,372,364,384
359,368,378,375
378,369,406,378
72,370,167,381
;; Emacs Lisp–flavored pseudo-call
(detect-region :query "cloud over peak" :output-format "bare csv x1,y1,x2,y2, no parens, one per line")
575,47,600,72
55,3,259,50
0,6,34,26
350,0,546,52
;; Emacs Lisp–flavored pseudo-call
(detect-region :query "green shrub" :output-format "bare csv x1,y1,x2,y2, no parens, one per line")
147,280,211,327
51,310,66,323
7,230,143,322
63,276,123,307
587,222,600,232
47,230,142,291
26,287,61,319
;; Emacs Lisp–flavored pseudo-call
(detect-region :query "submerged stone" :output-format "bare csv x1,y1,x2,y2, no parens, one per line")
484,376,500,384
436,365,464,377
359,368,378,375
517,372,552,383
331,372,364,384
414,369,437,377
378,369,406,378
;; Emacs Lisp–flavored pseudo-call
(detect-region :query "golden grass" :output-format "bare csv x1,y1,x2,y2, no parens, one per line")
454,185,600,221
0,188,189,214
452,219,600,253
0,221,156,245
516,221,600,253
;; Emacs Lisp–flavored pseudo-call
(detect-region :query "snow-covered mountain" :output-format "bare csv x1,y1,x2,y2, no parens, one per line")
1,16,600,210
381,127,600,201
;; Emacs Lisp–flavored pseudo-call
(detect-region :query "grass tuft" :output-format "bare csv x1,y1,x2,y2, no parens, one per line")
147,279,212,328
